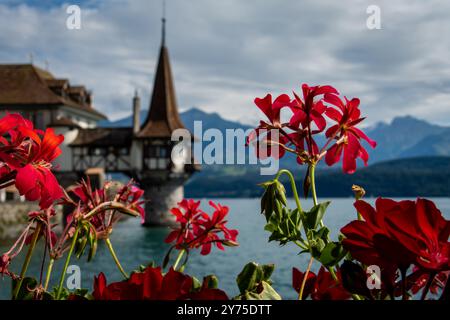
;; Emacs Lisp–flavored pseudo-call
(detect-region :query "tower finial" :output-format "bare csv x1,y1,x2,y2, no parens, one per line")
161,0,166,46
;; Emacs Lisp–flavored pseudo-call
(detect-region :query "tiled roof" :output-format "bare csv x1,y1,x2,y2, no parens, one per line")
0,64,106,119
70,127,133,147
48,116,80,128
136,46,186,138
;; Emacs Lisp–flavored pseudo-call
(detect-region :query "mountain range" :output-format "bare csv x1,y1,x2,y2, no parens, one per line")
99,108,450,164
99,109,450,197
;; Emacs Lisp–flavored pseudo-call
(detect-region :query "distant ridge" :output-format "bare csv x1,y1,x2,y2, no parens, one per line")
185,156,450,198
100,109,450,164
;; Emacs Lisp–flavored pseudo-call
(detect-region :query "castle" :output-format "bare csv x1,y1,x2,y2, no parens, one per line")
0,23,198,226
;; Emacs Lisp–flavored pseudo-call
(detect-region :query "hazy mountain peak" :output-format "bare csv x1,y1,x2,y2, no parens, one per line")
99,111,450,164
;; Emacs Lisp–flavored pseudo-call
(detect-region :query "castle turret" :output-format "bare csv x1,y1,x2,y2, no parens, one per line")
132,90,141,135
134,17,198,226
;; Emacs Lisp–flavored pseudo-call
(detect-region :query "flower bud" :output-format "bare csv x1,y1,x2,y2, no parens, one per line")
222,240,239,247
352,185,366,200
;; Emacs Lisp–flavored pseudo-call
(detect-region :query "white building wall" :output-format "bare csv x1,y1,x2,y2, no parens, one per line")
52,127,79,172
130,140,143,171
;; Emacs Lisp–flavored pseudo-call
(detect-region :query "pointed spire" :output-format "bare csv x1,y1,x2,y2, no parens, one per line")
161,0,166,46
136,5,185,139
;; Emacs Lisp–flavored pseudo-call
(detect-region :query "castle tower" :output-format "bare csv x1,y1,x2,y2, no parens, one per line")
134,17,198,226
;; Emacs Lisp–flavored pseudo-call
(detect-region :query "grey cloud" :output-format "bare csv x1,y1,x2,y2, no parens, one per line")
0,0,449,126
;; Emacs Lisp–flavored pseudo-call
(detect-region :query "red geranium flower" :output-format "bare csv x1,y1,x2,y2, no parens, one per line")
165,199,208,248
248,84,340,164
194,201,239,255
323,94,376,173
254,93,291,128
247,94,291,160
66,179,145,236
289,84,338,131
292,267,316,295
341,198,416,270
26,208,58,248
395,267,449,297
14,128,64,208
342,198,450,273
93,266,228,300
383,198,450,272
0,114,64,208
93,267,191,300
0,254,12,278
292,267,350,300
165,200,239,256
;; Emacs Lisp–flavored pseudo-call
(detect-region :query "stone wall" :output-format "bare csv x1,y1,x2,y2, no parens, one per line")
0,201,37,239
142,180,184,226
0,202,63,239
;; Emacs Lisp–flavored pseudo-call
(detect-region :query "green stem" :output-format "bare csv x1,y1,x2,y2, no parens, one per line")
105,238,128,279
309,164,325,231
294,240,308,251
275,169,303,212
309,164,319,206
328,266,338,281
12,223,41,300
298,257,314,300
172,249,185,271
84,201,139,219
56,226,80,299
43,258,55,291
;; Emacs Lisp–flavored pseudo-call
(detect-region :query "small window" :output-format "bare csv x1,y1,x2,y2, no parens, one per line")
5,192,15,201
88,148,107,156
119,148,129,156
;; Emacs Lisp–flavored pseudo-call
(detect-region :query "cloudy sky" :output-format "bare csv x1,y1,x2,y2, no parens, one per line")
1,0,450,126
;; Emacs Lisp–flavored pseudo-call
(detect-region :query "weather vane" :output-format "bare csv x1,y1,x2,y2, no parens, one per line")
162,0,166,45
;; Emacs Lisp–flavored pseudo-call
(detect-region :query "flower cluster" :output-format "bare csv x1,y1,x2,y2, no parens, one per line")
0,176,145,299
0,113,64,208
65,179,145,238
248,84,376,173
292,267,350,300
341,198,450,298
93,266,228,300
165,199,238,255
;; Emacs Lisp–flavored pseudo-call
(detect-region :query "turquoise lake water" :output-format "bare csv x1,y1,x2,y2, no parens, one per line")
1,197,449,300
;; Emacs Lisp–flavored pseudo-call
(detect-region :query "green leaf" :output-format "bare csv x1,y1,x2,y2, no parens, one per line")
192,276,202,290
12,277,37,300
264,222,276,233
236,262,262,294
240,282,282,300
303,201,331,230
76,237,88,259
260,180,288,222
260,264,275,282
257,282,282,300
319,242,347,267
274,181,287,206
235,262,281,300
87,239,97,262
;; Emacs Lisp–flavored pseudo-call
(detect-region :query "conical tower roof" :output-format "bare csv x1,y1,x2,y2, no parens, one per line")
136,21,186,139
